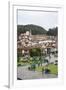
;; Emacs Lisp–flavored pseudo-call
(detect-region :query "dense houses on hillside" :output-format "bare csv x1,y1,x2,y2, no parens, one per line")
17,30,58,57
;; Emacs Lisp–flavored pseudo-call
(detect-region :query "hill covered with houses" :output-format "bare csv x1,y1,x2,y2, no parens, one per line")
17,24,58,40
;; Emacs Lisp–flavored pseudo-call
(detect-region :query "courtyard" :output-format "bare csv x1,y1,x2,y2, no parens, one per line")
17,53,58,80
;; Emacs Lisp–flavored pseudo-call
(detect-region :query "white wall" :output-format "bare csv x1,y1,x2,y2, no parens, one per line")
0,0,66,90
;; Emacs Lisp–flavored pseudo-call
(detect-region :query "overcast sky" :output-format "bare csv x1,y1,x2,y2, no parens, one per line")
17,10,58,30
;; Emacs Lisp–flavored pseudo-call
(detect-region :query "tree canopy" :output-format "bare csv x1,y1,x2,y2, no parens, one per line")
47,27,58,36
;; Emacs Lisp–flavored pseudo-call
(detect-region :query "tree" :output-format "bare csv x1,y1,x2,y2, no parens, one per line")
29,48,41,57
47,27,58,36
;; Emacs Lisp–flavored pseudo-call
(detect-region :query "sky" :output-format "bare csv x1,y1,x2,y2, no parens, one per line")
17,10,58,30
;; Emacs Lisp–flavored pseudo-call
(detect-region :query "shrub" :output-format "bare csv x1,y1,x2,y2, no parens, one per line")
44,68,51,74
29,48,41,57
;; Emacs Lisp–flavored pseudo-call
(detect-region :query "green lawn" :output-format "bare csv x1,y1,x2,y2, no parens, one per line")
17,56,40,66
17,61,29,66
36,64,58,75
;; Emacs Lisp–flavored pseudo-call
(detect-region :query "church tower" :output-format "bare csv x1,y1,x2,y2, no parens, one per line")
29,29,32,36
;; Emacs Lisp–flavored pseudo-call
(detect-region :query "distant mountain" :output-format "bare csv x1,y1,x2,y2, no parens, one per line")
17,24,47,37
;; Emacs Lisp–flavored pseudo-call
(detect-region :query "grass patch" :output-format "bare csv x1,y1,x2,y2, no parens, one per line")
47,64,58,75
36,64,58,75
17,61,29,66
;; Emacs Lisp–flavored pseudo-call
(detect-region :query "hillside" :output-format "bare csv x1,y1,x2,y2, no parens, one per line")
17,24,58,40
17,24,47,36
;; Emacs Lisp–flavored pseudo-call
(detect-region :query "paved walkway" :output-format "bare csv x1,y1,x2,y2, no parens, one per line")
17,65,57,80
